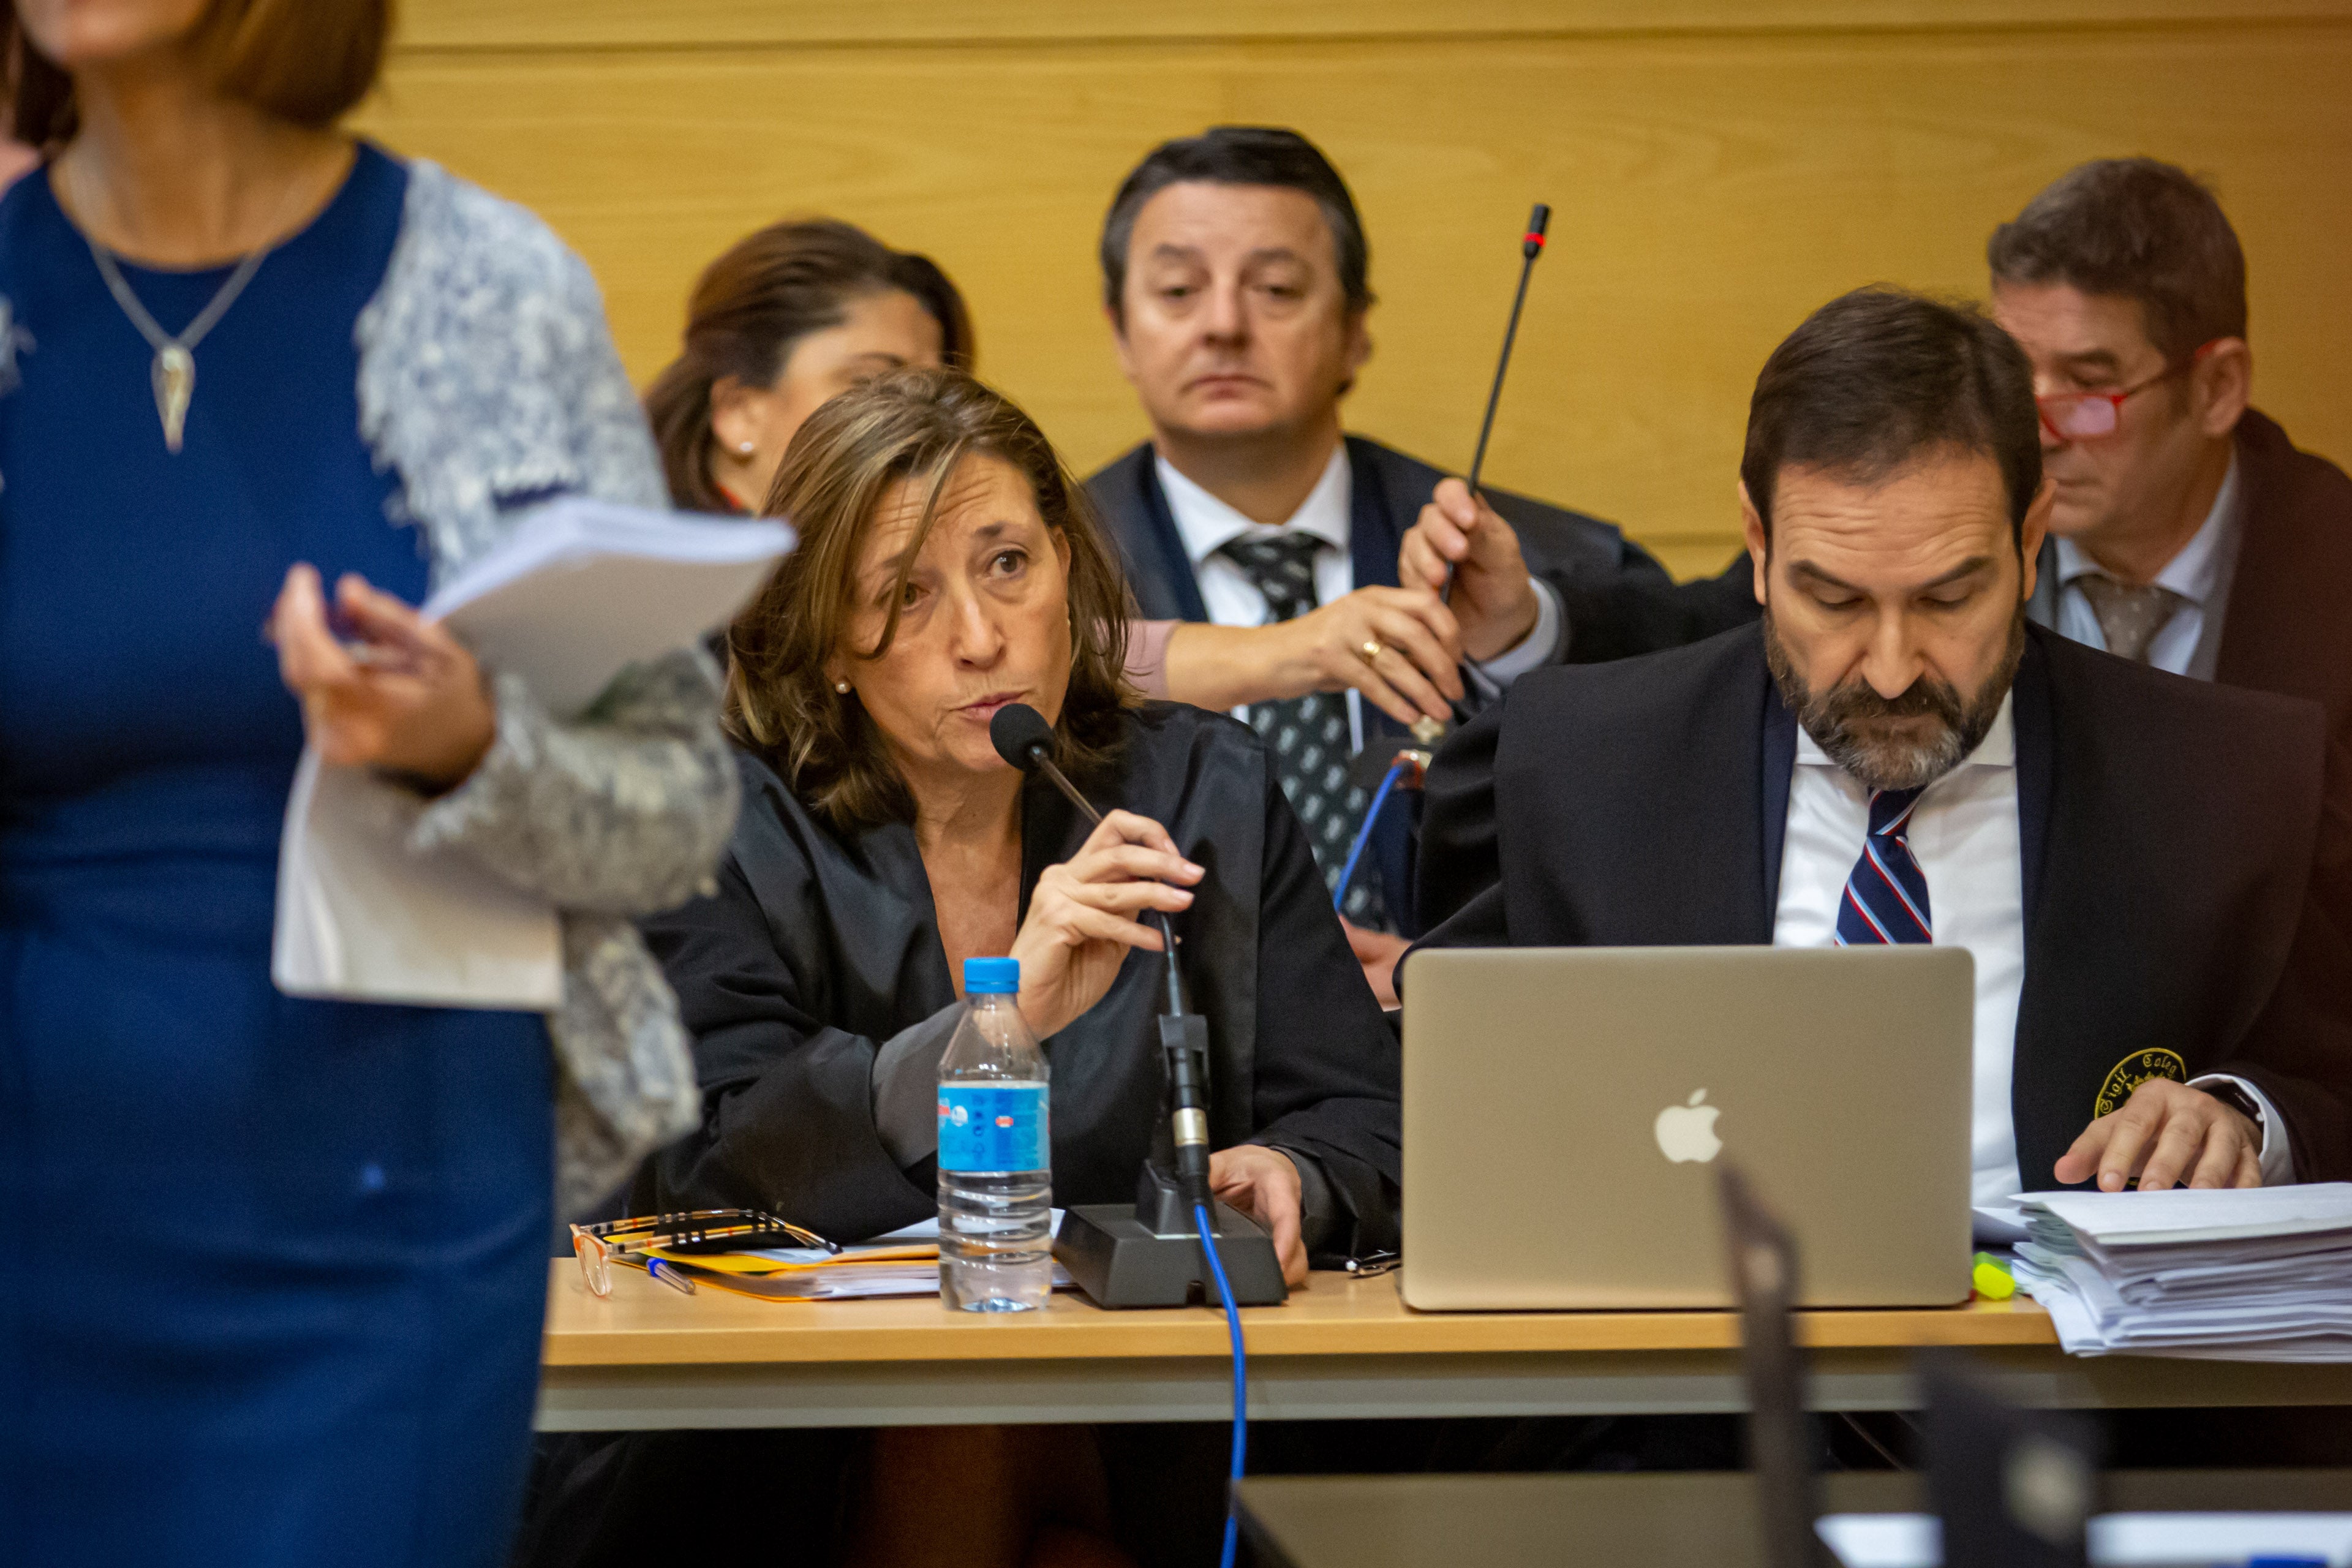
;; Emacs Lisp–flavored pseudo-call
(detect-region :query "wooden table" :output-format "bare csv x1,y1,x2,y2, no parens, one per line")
537,1262,2352,1432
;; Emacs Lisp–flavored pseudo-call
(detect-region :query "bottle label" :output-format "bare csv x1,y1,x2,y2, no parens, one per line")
937,1082,1049,1173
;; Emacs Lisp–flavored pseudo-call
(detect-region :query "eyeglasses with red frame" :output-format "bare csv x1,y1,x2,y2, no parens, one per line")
2034,341,2219,443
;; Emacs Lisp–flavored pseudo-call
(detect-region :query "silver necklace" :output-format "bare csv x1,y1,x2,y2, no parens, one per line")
75,170,308,455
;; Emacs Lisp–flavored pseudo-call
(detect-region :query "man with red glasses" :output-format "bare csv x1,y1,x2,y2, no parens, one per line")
1989,159,2352,744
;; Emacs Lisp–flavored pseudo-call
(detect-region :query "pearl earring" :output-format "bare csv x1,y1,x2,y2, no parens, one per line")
737,441,756,456
834,680,851,695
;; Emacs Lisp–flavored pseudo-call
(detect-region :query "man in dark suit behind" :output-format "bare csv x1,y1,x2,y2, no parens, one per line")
1417,286,2351,1197
1083,126,1671,990
1990,159,2352,924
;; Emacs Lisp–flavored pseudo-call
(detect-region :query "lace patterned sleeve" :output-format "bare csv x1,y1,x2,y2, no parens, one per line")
367,179,739,915
409,647,737,916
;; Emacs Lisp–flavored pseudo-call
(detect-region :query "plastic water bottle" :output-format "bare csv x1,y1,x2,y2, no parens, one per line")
937,957,1053,1312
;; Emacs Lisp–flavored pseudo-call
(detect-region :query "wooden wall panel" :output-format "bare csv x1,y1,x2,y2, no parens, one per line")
399,1,2352,49
357,17,2352,578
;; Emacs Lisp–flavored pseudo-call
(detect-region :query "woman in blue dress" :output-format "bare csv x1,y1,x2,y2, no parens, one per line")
0,5,735,1564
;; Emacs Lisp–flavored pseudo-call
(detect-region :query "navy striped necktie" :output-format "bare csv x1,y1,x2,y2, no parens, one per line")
1835,786,1932,944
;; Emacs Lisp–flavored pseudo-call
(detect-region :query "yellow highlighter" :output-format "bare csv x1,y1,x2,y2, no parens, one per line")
1972,1251,2016,1301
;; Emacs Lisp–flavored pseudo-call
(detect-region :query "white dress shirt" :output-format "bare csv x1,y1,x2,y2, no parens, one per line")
1154,448,1562,745
1771,693,2289,1204
2054,455,2243,679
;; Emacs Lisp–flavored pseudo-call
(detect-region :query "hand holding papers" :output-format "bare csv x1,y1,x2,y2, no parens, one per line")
272,499,793,1008
2008,1184,2352,1362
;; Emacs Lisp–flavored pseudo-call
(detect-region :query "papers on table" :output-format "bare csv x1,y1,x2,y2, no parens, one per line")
272,499,793,1009
1819,1511,2352,1568
2007,1185,2352,1362
652,1213,1074,1302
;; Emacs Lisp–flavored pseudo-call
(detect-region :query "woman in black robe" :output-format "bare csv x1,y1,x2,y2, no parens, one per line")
584,366,1398,1568
636,364,1399,1272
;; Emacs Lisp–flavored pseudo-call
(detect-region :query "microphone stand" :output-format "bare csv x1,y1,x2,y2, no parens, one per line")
1416,202,1553,750
1020,744,1287,1309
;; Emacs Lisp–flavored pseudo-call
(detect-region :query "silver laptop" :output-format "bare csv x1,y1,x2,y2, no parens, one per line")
1399,946,1974,1310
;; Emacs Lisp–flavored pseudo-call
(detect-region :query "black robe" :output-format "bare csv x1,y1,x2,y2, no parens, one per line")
635,702,1401,1251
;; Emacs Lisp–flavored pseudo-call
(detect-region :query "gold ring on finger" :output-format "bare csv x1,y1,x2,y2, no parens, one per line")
1358,639,1383,666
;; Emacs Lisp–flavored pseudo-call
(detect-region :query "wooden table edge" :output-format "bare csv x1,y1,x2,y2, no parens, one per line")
540,1262,2057,1368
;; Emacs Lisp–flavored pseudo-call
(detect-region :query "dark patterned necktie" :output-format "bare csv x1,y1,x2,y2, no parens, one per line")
1834,787,1932,945
2076,574,2190,664
1215,533,1385,928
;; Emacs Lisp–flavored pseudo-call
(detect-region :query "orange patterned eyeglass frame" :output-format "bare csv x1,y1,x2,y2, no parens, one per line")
571,1225,614,1297
569,1209,839,1297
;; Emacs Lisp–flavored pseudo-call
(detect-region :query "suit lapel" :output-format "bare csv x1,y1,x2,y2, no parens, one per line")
1760,680,1795,911
2007,636,2052,934
1619,631,1773,944
1344,436,1405,593
1127,448,1211,624
2008,628,2135,1189
2215,412,2318,702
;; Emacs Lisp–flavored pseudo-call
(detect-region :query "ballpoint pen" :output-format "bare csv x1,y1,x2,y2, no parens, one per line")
643,1257,697,1295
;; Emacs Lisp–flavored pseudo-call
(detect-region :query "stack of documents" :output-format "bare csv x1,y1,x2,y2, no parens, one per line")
273,498,793,1009
651,1215,1074,1302
2008,1184,2352,1362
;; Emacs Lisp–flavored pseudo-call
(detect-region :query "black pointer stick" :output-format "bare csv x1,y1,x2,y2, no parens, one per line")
1417,203,1551,746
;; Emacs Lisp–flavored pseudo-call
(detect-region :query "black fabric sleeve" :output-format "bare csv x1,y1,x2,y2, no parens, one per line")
1555,550,1759,665
2201,717,2352,1182
638,856,938,1244
1260,1144,1349,1257
2229,870,2352,1183
1412,697,1510,935
1243,760,1403,1256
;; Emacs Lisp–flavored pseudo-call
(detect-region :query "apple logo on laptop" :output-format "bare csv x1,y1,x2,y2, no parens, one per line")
1654,1089,1723,1164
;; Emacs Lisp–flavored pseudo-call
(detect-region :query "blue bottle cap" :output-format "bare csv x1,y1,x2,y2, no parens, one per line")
963,957,1020,995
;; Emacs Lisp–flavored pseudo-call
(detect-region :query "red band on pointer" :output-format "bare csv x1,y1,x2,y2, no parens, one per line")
1523,233,1547,248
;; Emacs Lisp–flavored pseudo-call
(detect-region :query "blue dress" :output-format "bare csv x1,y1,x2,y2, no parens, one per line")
0,146,554,1566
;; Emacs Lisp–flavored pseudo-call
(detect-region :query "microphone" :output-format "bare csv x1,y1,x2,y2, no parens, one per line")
1420,202,1553,750
987,702,1284,1308
990,703,1185,1018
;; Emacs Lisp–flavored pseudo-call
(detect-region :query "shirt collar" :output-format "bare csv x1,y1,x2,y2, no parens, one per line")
2054,451,2242,608
1795,687,2016,779
1155,443,1352,568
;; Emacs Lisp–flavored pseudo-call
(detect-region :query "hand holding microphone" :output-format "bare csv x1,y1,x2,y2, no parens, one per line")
989,703,1200,1035
1400,477,1542,663
1010,809,1201,1038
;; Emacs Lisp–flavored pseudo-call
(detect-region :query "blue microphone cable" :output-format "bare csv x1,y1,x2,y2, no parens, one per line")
1331,758,1409,914
1193,1201,1248,1568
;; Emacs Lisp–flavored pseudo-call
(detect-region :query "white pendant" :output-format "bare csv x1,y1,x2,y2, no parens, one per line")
152,343,194,454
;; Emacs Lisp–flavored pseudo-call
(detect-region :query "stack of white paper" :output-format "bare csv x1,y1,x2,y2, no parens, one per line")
273,498,793,1009
2008,1185,2352,1362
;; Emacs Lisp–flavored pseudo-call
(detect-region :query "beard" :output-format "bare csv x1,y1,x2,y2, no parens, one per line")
1763,603,2024,793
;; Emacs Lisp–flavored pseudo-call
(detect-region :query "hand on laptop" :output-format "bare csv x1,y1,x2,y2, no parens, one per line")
2054,1079,2263,1193
1210,1145,1309,1286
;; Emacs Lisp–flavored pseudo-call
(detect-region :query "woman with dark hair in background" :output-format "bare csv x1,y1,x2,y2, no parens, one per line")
644,216,973,513
0,4,734,1564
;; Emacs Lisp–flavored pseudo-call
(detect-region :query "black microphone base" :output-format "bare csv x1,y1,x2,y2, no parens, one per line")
1054,1168,1288,1309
